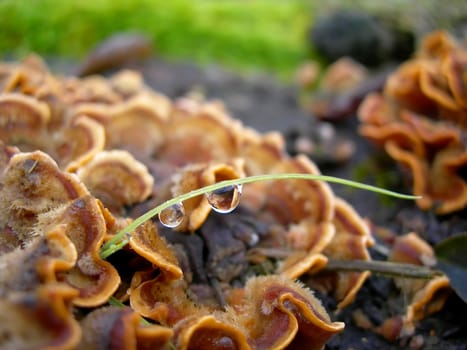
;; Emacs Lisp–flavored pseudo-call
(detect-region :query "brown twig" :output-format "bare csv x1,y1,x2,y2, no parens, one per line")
325,259,444,279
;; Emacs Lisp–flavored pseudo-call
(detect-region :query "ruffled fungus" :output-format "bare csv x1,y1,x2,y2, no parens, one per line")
159,100,243,166
41,195,121,307
130,277,201,326
315,198,373,309
129,221,183,280
168,159,245,231
263,155,335,224
59,115,106,172
0,93,50,148
0,149,120,307
365,232,453,340
3,54,51,95
0,151,89,242
164,275,344,350
77,150,154,213
79,306,173,350
72,93,171,157
173,314,250,350
359,31,467,213
237,275,344,350
0,284,81,350
390,233,451,323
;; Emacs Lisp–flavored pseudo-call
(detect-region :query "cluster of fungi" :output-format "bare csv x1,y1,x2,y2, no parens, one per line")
0,30,463,349
358,31,467,214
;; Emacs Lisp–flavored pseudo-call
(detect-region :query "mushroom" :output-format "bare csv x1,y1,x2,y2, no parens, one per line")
173,314,250,350
73,92,171,157
263,155,335,224
158,100,243,166
0,93,50,149
78,306,173,350
299,198,373,309
130,277,202,326
39,195,121,307
374,232,453,339
358,31,467,213
237,275,344,350
77,150,154,214
0,61,21,92
0,284,81,350
0,151,89,243
168,159,245,232
13,54,51,95
110,69,145,98
59,115,106,172
129,221,183,280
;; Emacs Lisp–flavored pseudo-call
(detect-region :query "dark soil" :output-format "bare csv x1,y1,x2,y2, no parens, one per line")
51,56,467,350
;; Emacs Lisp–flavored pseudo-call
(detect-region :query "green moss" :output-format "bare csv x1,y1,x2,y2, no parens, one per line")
0,0,315,78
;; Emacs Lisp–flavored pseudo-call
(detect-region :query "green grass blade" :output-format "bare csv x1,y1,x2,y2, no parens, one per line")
100,173,420,259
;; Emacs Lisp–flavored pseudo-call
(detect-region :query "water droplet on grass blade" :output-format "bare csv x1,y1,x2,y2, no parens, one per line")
206,184,242,213
159,203,185,228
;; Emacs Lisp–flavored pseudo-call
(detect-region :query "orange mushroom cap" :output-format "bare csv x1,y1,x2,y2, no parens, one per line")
40,195,121,307
359,31,467,213
129,221,183,280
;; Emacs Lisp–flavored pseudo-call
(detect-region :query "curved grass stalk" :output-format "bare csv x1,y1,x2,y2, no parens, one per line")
100,173,420,259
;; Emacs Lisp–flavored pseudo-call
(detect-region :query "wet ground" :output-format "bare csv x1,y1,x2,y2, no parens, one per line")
51,56,467,349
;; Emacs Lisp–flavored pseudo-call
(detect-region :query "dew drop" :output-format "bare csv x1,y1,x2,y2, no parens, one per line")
159,203,185,228
206,184,242,214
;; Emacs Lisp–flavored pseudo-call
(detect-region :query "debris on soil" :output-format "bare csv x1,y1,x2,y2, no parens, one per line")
76,32,153,77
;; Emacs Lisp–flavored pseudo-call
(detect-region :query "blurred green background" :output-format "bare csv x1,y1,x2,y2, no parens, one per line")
0,0,464,79
0,0,312,78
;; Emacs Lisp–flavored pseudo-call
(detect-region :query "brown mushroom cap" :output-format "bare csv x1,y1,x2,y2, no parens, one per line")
10,54,51,95
0,151,89,244
77,150,154,213
38,195,121,307
173,314,250,350
130,277,201,326
385,233,452,337
110,69,145,98
78,306,173,350
104,93,171,156
238,275,344,350
71,92,171,157
0,283,81,350
279,251,329,280
302,198,373,310
0,93,50,147
58,115,106,172
158,101,243,166
0,62,22,92
129,221,183,280
169,275,344,350
263,155,335,224
168,159,245,232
